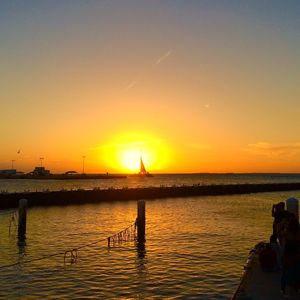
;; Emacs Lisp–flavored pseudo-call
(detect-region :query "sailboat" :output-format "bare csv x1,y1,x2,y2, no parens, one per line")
138,156,153,177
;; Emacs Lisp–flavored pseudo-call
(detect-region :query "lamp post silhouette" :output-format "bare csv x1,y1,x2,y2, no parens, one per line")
82,156,86,174
11,160,15,169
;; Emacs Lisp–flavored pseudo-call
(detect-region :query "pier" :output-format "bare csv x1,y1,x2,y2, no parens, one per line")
1,182,300,209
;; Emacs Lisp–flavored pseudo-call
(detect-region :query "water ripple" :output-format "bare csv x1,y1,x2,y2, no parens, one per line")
1,191,300,298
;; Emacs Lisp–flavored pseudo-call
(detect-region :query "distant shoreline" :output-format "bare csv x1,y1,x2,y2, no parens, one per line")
1,182,300,209
2,172,300,177
1,172,300,181
0,174,126,180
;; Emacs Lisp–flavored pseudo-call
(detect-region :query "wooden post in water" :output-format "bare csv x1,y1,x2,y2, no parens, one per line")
18,198,27,241
137,200,146,243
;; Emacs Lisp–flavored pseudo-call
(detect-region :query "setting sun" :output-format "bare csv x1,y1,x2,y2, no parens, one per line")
119,148,141,172
99,132,170,173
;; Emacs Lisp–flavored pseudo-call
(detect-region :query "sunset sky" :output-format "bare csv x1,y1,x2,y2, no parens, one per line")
1,1,300,173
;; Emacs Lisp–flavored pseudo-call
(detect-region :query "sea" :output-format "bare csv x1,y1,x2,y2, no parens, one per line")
1,173,300,299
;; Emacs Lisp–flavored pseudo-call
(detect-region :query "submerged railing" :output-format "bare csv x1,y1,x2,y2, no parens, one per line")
0,200,146,270
0,219,137,270
0,209,18,236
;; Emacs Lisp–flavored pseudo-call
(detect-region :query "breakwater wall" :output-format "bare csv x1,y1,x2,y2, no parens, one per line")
1,182,300,209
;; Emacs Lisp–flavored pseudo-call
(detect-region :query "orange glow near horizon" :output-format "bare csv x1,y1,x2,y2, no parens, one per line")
100,132,170,173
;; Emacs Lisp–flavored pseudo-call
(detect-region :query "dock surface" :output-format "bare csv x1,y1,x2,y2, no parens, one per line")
234,243,286,300
242,257,284,299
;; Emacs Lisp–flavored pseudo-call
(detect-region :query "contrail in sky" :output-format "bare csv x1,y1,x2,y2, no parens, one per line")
123,80,137,91
122,49,173,92
155,50,172,65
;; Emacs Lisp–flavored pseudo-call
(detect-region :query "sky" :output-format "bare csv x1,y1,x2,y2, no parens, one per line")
1,0,300,173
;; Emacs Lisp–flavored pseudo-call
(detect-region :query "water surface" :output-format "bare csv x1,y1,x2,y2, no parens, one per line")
1,190,300,299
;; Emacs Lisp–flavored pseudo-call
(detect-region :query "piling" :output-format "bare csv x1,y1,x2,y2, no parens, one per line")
137,200,146,244
18,198,27,241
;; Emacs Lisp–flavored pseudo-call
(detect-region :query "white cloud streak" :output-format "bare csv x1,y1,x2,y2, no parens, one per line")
155,50,172,65
123,80,137,92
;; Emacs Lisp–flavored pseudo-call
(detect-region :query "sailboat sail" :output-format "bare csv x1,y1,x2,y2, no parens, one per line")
139,157,147,175
137,156,153,176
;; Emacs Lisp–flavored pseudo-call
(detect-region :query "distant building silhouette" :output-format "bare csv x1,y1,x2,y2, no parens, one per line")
32,167,50,176
0,169,16,175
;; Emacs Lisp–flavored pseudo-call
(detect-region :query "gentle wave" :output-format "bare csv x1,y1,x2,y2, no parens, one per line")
1,190,300,298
